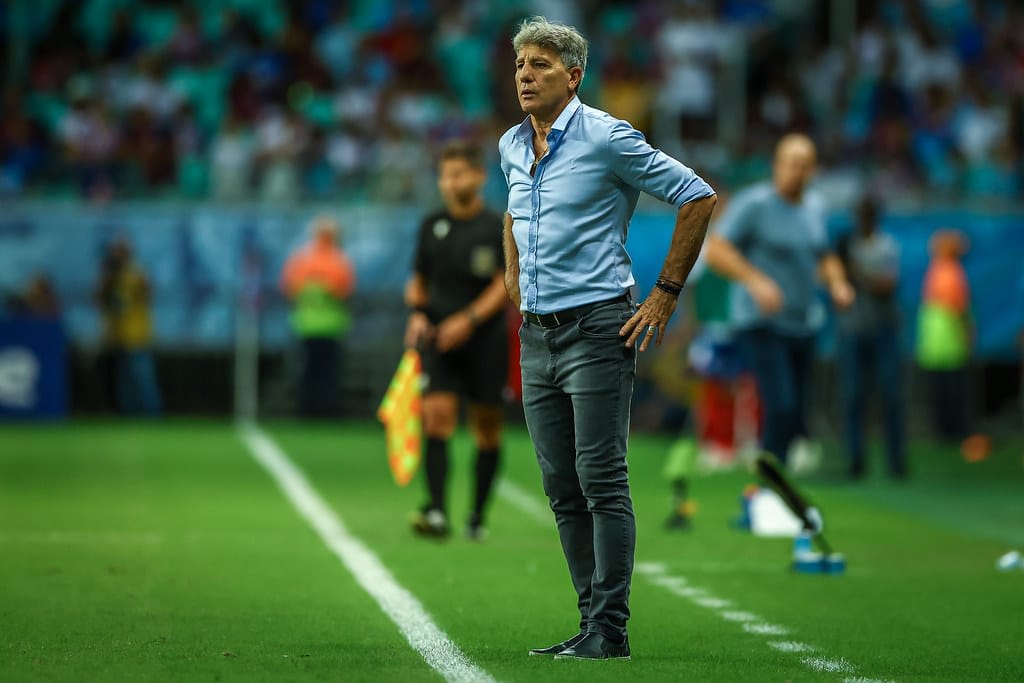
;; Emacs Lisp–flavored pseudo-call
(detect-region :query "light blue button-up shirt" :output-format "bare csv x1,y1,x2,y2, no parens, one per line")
499,96,714,314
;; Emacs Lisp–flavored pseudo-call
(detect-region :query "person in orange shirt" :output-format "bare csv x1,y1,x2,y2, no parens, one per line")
915,229,988,460
280,216,356,417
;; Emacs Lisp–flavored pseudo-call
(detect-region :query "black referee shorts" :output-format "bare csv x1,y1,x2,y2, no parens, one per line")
421,319,507,405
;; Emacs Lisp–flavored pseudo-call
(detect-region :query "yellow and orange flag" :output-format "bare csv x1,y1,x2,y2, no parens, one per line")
377,349,423,486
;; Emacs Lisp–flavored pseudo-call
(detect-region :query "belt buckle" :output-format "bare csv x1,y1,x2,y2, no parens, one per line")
549,311,563,327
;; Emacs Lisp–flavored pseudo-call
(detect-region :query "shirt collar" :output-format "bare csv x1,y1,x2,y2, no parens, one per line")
550,95,581,133
514,95,582,144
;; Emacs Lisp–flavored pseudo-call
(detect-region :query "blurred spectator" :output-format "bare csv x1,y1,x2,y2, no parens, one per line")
0,92,48,195
324,122,370,191
173,102,206,196
256,107,309,202
954,74,1007,164
964,143,1019,199
95,240,162,416
912,85,960,190
115,56,183,122
434,7,492,118
209,112,255,200
105,10,143,63
915,230,983,455
367,11,440,90
280,216,356,418
868,49,914,161
121,107,175,189
4,274,61,320
57,89,119,199
23,275,61,321
654,3,725,142
372,124,431,202
598,35,655,133
2,0,1022,201
898,14,962,92
301,126,334,198
835,195,906,480
218,8,261,73
757,70,811,137
226,71,263,125
315,4,360,82
165,6,209,65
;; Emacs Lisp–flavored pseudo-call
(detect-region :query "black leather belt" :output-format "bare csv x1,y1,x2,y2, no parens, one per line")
523,294,630,329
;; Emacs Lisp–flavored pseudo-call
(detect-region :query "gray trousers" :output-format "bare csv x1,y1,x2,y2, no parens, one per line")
519,299,637,641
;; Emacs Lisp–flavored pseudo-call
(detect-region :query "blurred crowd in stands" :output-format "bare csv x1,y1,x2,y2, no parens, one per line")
1,0,1021,204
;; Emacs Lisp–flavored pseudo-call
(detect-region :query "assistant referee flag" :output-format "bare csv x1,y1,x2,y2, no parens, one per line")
377,349,423,486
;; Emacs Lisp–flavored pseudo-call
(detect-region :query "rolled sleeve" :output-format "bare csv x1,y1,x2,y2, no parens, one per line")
607,120,714,208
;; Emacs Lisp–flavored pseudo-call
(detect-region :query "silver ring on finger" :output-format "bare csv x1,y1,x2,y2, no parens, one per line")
646,326,657,335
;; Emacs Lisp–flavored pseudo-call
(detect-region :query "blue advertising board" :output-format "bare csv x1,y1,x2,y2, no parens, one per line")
0,319,67,419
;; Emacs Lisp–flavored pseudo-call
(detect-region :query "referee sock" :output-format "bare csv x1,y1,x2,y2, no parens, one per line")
472,447,501,523
424,437,449,514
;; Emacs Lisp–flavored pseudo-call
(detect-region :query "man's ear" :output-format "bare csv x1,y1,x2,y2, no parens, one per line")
569,66,583,91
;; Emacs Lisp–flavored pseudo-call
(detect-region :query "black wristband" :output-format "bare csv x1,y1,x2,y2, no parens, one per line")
658,275,684,288
411,305,428,315
654,279,682,298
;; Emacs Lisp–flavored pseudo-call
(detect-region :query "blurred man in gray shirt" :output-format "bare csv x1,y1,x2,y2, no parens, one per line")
705,134,853,467
835,195,906,479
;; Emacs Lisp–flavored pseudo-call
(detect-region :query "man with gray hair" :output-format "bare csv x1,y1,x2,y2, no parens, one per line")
499,16,716,660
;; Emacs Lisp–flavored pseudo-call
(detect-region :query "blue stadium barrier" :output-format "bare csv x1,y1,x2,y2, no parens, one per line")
1,202,1021,359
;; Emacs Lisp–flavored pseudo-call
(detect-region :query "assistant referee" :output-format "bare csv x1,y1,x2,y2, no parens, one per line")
405,141,509,541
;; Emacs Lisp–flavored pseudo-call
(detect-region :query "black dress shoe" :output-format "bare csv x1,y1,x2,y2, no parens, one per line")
554,632,630,660
528,632,585,656
410,508,450,539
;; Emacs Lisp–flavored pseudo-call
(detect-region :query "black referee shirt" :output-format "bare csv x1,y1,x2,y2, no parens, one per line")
413,208,505,324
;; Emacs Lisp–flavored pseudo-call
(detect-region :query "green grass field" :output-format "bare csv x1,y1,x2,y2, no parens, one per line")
2,420,1022,682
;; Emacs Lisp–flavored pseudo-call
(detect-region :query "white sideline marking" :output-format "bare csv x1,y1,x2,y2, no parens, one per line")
743,622,790,636
768,641,814,653
720,611,761,623
499,476,896,682
634,562,667,575
497,479,552,525
238,424,495,683
667,585,707,598
803,656,854,673
648,575,688,588
693,596,732,609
